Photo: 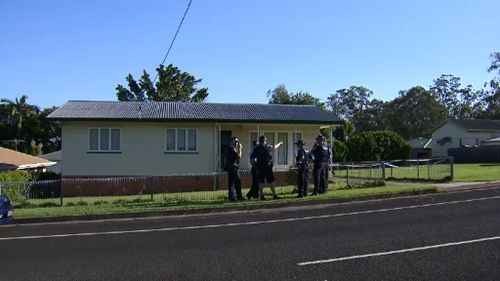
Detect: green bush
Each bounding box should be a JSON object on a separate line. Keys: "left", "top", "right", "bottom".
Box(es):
{"left": 333, "top": 140, "right": 348, "bottom": 162}
{"left": 0, "top": 170, "right": 33, "bottom": 202}
{"left": 347, "top": 131, "right": 411, "bottom": 161}
{"left": 0, "top": 170, "right": 33, "bottom": 182}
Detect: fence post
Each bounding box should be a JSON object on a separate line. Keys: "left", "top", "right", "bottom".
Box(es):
{"left": 427, "top": 161, "right": 431, "bottom": 181}
{"left": 147, "top": 176, "right": 154, "bottom": 201}
{"left": 346, "top": 163, "right": 350, "bottom": 186}
{"left": 417, "top": 159, "right": 420, "bottom": 179}
{"left": 450, "top": 156, "right": 455, "bottom": 181}
{"left": 60, "top": 179, "right": 64, "bottom": 207}
{"left": 381, "top": 161, "right": 385, "bottom": 180}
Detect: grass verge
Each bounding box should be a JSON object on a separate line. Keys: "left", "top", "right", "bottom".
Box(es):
{"left": 453, "top": 164, "right": 500, "bottom": 182}
{"left": 13, "top": 182, "right": 437, "bottom": 219}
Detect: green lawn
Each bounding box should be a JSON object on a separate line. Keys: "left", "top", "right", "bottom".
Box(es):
{"left": 13, "top": 182, "right": 436, "bottom": 219}
{"left": 9, "top": 163, "right": 499, "bottom": 220}
{"left": 334, "top": 163, "right": 500, "bottom": 183}
{"left": 453, "top": 163, "right": 500, "bottom": 182}
{"left": 335, "top": 164, "right": 451, "bottom": 181}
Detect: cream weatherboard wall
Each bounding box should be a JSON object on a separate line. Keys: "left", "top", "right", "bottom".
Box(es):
{"left": 61, "top": 121, "right": 328, "bottom": 176}
{"left": 61, "top": 121, "right": 217, "bottom": 176}
{"left": 431, "top": 122, "right": 500, "bottom": 157}
{"left": 219, "top": 123, "right": 323, "bottom": 170}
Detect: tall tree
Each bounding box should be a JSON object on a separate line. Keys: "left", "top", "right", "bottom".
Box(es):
{"left": 429, "top": 74, "right": 484, "bottom": 119}
{"left": 385, "top": 86, "right": 447, "bottom": 139}
{"left": 0, "top": 95, "right": 33, "bottom": 150}
{"left": 267, "top": 84, "right": 326, "bottom": 109}
{"left": 0, "top": 98, "right": 60, "bottom": 154}
{"left": 327, "top": 86, "right": 385, "bottom": 133}
{"left": 327, "top": 86, "right": 372, "bottom": 120}
{"left": 481, "top": 52, "right": 500, "bottom": 118}
{"left": 116, "top": 64, "right": 209, "bottom": 102}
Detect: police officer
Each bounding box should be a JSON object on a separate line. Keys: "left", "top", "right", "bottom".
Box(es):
{"left": 225, "top": 137, "right": 243, "bottom": 201}
{"left": 310, "top": 134, "right": 332, "bottom": 194}
{"left": 250, "top": 135, "right": 283, "bottom": 200}
{"left": 295, "top": 140, "right": 309, "bottom": 198}
{"left": 246, "top": 140, "right": 260, "bottom": 199}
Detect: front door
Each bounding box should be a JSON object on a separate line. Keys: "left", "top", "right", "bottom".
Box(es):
{"left": 220, "top": 130, "right": 232, "bottom": 170}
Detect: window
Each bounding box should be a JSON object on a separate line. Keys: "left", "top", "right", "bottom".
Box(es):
{"left": 188, "top": 129, "right": 197, "bottom": 151}
{"left": 89, "top": 128, "right": 120, "bottom": 152}
{"left": 251, "top": 131, "right": 290, "bottom": 166}
{"left": 292, "top": 132, "right": 303, "bottom": 145}
{"left": 277, "top": 133, "right": 288, "bottom": 165}
{"left": 166, "top": 129, "right": 197, "bottom": 152}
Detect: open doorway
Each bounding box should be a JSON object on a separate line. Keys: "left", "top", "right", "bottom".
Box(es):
{"left": 220, "top": 130, "right": 232, "bottom": 170}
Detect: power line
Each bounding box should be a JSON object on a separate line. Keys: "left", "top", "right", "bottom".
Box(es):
{"left": 153, "top": 0, "right": 193, "bottom": 83}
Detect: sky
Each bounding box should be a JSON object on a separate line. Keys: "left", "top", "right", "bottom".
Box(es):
{"left": 1, "top": 0, "right": 499, "bottom": 109}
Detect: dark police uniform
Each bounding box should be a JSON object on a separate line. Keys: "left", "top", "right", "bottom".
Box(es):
{"left": 311, "top": 142, "right": 331, "bottom": 194}
{"left": 296, "top": 147, "right": 309, "bottom": 197}
{"left": 250, "top": 144, "right": 275, "bottom": 184}
{"left": 225, "top": 146, "right": 242, "bottom": 200}
{"left": 246, "top": 148, "right": 260, "bottom": 199}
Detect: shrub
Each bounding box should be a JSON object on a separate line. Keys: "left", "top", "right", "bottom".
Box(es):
{"left": 0, "top": 170, "right": 33, "bottom": 182}
{"left": 0, "top": 170, "right": 33, "bottom": 203}
{"left": 347, "top": 131, "right": 411, "bottom": 161}
{"left": 333, "top": 140, "right": 348, "bottom": 162}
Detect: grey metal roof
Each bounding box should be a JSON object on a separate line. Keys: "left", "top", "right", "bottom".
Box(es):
{"left": 451, "top": 120, "right": 500, "bottom": 131}
{"left": 48, "top": 101, "right": 342, "bottom": 124}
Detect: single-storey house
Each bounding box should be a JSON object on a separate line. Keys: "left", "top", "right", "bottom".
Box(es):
{"left": 430, "top": 119, "right": 500, "bottom": 157}
{"left": 0, "top": 147, "right": 56, "bottom": 171}
{"left": 48, "top": 101, "right": 341, "bottom": 195}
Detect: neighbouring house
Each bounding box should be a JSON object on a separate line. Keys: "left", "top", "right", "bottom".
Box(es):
{"left": 408, "top": 137, "right": 432, "bottom": 158}
{"left": 48, "top": 101, "right": 341, "bottom": 195}
{"left": 0, "top": 147, "right": 56, "bottom": 171}
{"left": 40, "top": 150, "right": 62, "bottom": 174}
{"left": 430, "top": 120, "right": 500, "bottom": 157}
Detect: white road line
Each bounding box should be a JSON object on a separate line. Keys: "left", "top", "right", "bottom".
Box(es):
{"left": 297, "top": 235, "right": 500, "bottom": 266}
{"left": 1, "top": 195, "right": 500, "bottom": 241}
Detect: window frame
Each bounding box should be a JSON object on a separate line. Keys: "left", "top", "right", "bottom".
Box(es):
{"left": 88, "top": 128, "right": 121, "bottom": 153}
{"left": 249, "top": 131, "right": 303, "bottom": 167}
{"left": 165, "top": 128, "right": 198, "bottom": 153}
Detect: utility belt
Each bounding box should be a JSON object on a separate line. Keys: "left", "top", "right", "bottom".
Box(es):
{"left": 297, "top": 162, "right": 308, "bottom": 168}
{"left": 257, "top": 162, "right": 273, "bottom": 169}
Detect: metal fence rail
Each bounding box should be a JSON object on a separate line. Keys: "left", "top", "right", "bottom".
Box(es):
{"left": 333, "top": 157, "right": 454, "bottom": 185}
{"left": 0, "top": 157, "right": 454, "bottom": 208}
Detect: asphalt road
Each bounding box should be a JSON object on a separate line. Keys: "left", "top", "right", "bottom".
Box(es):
{"left": 2, "top": 188, "right": 500, "bottom": 281}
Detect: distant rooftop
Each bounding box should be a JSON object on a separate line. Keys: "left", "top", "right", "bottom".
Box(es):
{"left": 450, "top": 119, "right": 500, "bottom": 131}
{"left": 48, "top": 101, "right": 342, "bottom": 124}
{"left": 0, "top": 147, "right": 56, "bottom": 171}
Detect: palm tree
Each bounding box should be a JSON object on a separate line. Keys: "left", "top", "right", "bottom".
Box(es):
{"left": 1, "top": 95, "right": 30, "bottom": 151}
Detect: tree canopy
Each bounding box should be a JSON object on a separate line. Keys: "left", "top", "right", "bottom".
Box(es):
{"left": 429, "top": 74, "right": 485, "bottom": 119}
{"left": 0, "top": 96, "right": 60, "bottom": 154}
{"left": 481, "top": 52, "right": 500, "bottom": 118}
{"left": 267, "top": 84, "right": 326, "bottom": 109}
{"left": 116, "top": 64, "right": 209, "bottom": 102}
